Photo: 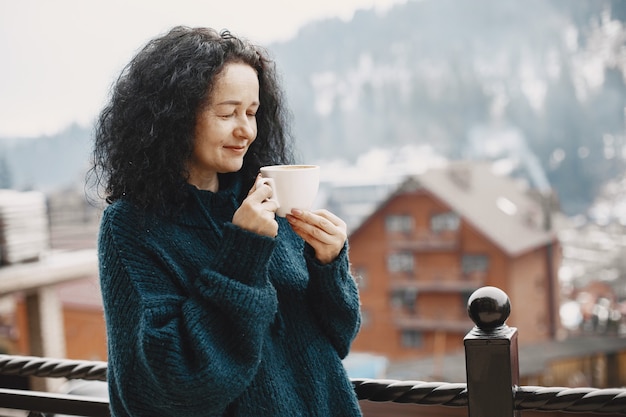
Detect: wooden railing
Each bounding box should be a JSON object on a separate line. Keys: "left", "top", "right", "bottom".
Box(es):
{"left": 0, "top": 286, "right": 624, "bottom": 416}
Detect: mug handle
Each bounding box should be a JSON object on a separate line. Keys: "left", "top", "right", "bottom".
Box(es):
{"left": 257, "top": 177, "right": 280, "bottom": 210}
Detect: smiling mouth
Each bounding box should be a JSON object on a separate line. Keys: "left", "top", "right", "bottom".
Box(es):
{"left": 224, "top": 145, "right": 246, "bottom": 152}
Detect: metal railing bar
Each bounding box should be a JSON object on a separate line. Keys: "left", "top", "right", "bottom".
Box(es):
{"left": 0, "top": 355, "right": 107, "bottom": 381}
{"left": 353, "top": 379, "right": 626, "bottom": 414}
{"left": 515, "top": 386, "right": 626, "bottom": 414}
{"left": 0, "top": 388, "right": 110, "bottom": 417}
{"left": 0, "top": 356, "right": 622, "bottom": 414}
{"left": 0, "top": 288, "right": 623, "bottom": 415}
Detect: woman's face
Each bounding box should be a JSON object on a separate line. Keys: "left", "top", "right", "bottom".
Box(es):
{"left": 187, "top": 62, "right": 259, "bottom": 191}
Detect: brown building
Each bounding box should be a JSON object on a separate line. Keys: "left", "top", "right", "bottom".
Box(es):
{"left": 349, "top": 162, "right": 562, "bottom": 360}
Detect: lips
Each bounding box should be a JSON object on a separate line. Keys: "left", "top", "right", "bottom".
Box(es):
{"left": 224, "top": 144, "right": 247, "bottom": 152}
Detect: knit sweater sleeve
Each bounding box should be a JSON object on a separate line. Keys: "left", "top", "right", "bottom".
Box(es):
{"left": 304, "top": 243, "right": 361, "bottom": 359}
{"left": 100, "top": 208, "right": 278, "bottom": 416}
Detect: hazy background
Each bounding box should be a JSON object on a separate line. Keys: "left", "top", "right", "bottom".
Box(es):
{"left": 0, "top": 0, "right": 406, "bottom": 138}
{"left": 1, "top": 0, "right": 626, "bottom": 221}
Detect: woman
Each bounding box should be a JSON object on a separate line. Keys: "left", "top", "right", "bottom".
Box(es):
{"left": 90, "top": 26, "right": 363, "bottom": 416}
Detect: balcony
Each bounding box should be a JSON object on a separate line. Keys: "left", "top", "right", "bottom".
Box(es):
{"left": 0, "top": 287, "right": 622, "bottom": 416}
{"left": 390, "top": 269, "right": 485, "bottom": 293}
{"left": 393, "top": 316, "right": 473, "bottom": 333}
{"left": 389, "top": 230, "right": 459, "bottom": 252}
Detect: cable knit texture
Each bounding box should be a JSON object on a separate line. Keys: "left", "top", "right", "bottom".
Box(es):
{"left": 98, "top": 176, "right": 362, "bottom": 416}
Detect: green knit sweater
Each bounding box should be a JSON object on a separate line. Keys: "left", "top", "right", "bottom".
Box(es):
{"left": 98, "top": 177, "right": 363, "bottom": 416}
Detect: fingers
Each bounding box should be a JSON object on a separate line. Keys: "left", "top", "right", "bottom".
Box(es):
{"left": 261, "top": 198, "right": 280, "bottom": 213}
{"left": 288, "top": 209, "right": 346, "bottom": 237}
{"left": 233, "top": 175, "right": 279, "bottom": 238}
{"left": 247, "top": 174, "right": 262, "bottom": 196}
{"left": 246, "top": 175, "right": 274, "bottom": 204}
{"left": 286, "top": 209, "right": 347, "bottom": 264}
{"left": 233, "top": 197, "right": 279, "bottom": 237}
{"left": 311, "top": 209, "right": 346, "bottom": 230}
{"left": 244, "top": 183, "right": 279, "bottom": 213}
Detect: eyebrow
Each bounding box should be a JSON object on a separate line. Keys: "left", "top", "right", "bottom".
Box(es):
{"left": 215, "top": 100, "right": 260, "bottom": 107}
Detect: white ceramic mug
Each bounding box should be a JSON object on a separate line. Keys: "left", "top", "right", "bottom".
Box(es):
{"left": 259, "top": 165, "right": 320, "bottom": 217}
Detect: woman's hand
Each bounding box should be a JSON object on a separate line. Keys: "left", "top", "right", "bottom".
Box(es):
{"left": 286, "top": 209, "right": 347, "bottom": 264}
{"left": 232, "top": 176, "right": 279, "bottom": 237}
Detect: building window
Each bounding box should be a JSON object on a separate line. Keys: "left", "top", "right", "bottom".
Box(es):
{"left": 401, "top": 330, "right": 423, "bottom": 348}
{"left": 385, "top": 214, "right": 414, "bottom": 233}
{"left": 387, "top": 252, "right": 415, "bottom": 273}
{"left": 352, "top": 266, "right": 368, "bottom": 289}
{"left": 430, "top": 211, "right": 460, "bottom": 232}
{"left": 535, "top": 275, "right": 545, "bottom": 290}
{"left": 461, "top": 289, "right": 474, "bottom": 310}
{"left": 391, "top": 288, "right": 417, "bottom": 313}
{"left": 360, "top": 308, "right": 371, "bottom": 328}
{"left": 461, "top": 254, "right": 489, "bottom": 274}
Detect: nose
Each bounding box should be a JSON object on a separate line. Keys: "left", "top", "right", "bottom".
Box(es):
{"left": 235, "top": 115, "right": 256, "bottom": 139}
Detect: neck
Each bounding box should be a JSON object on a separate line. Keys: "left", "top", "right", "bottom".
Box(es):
{"left": 188, "top": 174, "right": 219, "bottom": 192}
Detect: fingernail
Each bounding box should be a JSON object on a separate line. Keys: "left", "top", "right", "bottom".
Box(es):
{"left": 291, "top": 209, "right": 303, "bottom": 216}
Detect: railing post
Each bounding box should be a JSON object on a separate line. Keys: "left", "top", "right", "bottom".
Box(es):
{"left": 464, "top": 286, "right": 520, "bottom": 417}
{"left": 25, "top": 287, "right": 66, "bottom": 392}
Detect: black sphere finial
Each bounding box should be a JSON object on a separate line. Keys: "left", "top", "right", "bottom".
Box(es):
{"left": 467, "top": 286, "right": 511, "bottom": 330}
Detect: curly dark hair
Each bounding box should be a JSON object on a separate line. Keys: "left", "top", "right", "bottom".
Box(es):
{"left": 89, "top": 26, "right": 294, "bottom": 212}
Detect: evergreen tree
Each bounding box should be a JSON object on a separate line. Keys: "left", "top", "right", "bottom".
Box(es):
{"left": 0, "top": 154, "right": 13, "bottom": 189}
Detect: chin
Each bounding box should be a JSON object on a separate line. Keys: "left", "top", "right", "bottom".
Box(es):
{"left": 223, "top": 161, "right": 245, "bottom": 173}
